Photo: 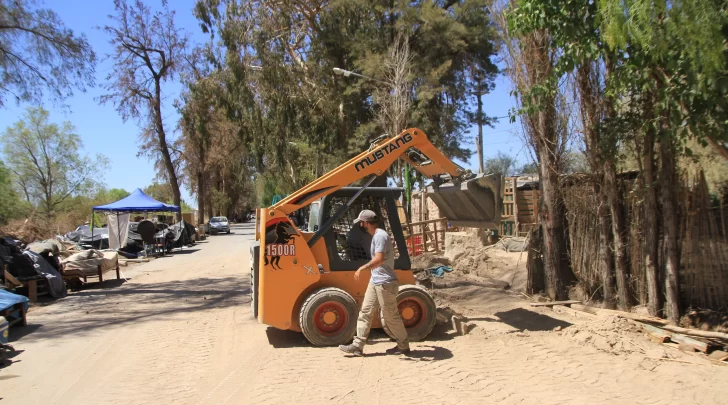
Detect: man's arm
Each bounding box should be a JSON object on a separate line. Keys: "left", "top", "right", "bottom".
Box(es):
{"left": 354, "top": 252, "right": 384, "bottom": 281}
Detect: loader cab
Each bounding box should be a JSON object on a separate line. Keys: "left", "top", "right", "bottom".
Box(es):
{"left": 308, "top": 187, "right": 411, "bottom": 272}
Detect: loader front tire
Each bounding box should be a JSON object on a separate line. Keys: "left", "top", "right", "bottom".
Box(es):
{"left": 381, "top": 284, "right": 437, "bottom": 342}
{"left": 300, "top": 288, "right": 357, "bottom": 346}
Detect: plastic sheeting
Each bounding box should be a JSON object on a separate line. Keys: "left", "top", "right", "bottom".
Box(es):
{"left": 156, "top": 220, "right": 196, "bottom": 249}
{"left": 0, "top": 289, "right": 28, "bottom": 312}
{"left": 22, "top": 250, "right": 66, "bottom": 298}
{"left": 65, "top": 227, "right": 108, "bottom": 243}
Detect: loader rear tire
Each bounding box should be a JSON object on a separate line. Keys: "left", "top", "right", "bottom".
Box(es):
{"left": 250, "top": 264, "right": 258, "bottom": 319}
{"left": 250, "top": 242, "right": 260, "bottom": 320}
{"left": 300, "top": 288, "right": 357, "bottom": 346}
{"left": 381, "top": 284, "right": 437, "bottom": 342}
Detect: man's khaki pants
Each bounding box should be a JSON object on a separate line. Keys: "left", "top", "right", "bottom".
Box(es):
{"left": 353, "top": 281, "right": 409, "bottom": 349}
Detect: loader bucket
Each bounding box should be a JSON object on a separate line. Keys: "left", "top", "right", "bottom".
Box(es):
{"left": 427, "top": 173, "right": 502, "bottom": 229}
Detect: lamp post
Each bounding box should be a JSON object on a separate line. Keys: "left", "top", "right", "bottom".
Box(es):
{"left": 332, "top": 67, "right": 389, "bottom": 85}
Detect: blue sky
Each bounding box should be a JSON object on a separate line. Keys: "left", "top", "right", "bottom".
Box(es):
{"left": 0, "top": 0, "right": 527, "bottom": 207}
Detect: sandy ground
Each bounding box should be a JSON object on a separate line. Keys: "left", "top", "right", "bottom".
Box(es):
{"left": 2, "top": 223, "right": 728, "bottom": 405}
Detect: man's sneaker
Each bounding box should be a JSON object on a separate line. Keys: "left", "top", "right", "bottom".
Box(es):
{"left": 338, "top": 344, "right": 363, "bottom": 356}
{"left": 385, "top": 345, "right": 411, "bottom": 355}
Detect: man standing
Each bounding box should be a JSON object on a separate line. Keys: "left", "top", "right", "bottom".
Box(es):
{"left": 339, "top": 210, "right": 410, "bottom": 356}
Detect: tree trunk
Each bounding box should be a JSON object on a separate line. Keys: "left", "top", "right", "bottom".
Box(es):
{"left": 154, "top": 81, "right": 182, "bottom": 221}
{"left": 527, "top": 226, "right": 545, "bottom": 294}
{"left": 659, "top": 137, "right": 681, "bottom": 324}
{"left": 595, "top": 187, "right": 617, "bottom": 308}
{"left": 642, "top": 125, "right": 661, "bottom": 317}
{"left": 577, "top": 63, "right": 616, "bottom": 308}
{"left": 523, "top": 30, "right": 573, "bottom": 300}
{"left": 537, "top": 146, "right": 573, "bottom": 300}
{"left": 604, "top": 162, "right": 631, "bottom": 310}
{"left": 197, "top": 169, "right": 205, "bottom": 225}
{"left": 206, "top": 189, "right": 213, "bottom": 223}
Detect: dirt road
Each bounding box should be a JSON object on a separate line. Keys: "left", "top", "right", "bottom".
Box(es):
{"left": 2, "top": 223, "right": 727, "bottom": 404}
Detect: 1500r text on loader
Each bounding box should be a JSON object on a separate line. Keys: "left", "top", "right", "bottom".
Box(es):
{"left": 250, "top": 128, "right": 502, "bottom": 346}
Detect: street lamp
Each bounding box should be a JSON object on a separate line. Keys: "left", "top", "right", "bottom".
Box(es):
{"left": 333, "top": 67, "right": 388, "bottom": 85}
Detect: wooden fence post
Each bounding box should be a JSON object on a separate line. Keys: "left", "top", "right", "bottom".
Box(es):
{"left": 422, "top": 223, "right": 428, "bottom": 253}
{"left": 513, "top": 177, "right": 519, "bottom": 236}
{"left": 433, "top": 220, "right": 440, "bottom": 252}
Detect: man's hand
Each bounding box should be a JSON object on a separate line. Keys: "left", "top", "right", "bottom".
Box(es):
{"left": 354, "top": 264, "right": 368, "bottom": 281}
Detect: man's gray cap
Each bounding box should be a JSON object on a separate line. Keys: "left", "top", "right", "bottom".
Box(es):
{"left": 353, "top": 209, "right": 378, "bottom": 224}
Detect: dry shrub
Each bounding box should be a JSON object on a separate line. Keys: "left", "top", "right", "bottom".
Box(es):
{"left": 0, "top": 213, "right": 85, "bottom": 245}
{"left": 0, "top": 218, "right": 55, "bottom": 244}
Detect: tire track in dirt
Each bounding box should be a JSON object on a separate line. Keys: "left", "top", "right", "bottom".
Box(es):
{"left": 237, "top": 344, "right": 365, "bottom": 405}
{"left": 63, "top": 282, "right": 232, "bottom": 405}
{"left": 91, "top": 310, "right": 219, "bottom": 405}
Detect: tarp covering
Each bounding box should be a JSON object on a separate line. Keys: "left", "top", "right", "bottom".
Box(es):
{"left": 92, "top": 188, "right": 180, "bottom": 213}
{"left": 0, "top": 289, "right": 28, "bottom": 313}
{"left": 22, "top": 250, "right": 66, "bottom": 298}
{"left": 78, "top": 228, "right": 109, "bottom": 250}
{"left": 65, "top": 227, "right": 107, "bottom": 244}
{"left": 0, "top": 238, "right": 39, "bottom": 279}
{"left": 157, "top": 220, "right": 196, "bottom": 249}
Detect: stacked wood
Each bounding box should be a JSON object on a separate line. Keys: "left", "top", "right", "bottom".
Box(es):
{"left": 569, "top": 304, "right": 728, "bottom": 356}
{"left": 570, "top": 304, "right": 669, "bottom": 325}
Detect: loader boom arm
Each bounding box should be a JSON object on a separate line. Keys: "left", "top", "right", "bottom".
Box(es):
{"left": 271, "top": 128, "right": 471, "bottom": 214}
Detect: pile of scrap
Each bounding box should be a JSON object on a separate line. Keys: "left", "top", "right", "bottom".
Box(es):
{"left": 1, "top": 237, "right": 67, "bottom": 301}
{"left": 559, "top": 303, "right": 728, "bottom": 364}
{"left": 60, "top": 250, "right": 120, "bottom": 285}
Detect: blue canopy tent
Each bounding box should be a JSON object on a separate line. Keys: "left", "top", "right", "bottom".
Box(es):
{"left": 91, "top": 188, "right": 182, "bottom": 252}
{"left": 93, "top": 188, "right": 181, "bottom": 213}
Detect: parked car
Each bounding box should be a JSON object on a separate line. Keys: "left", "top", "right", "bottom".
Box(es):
{"left": 208, "top": 216, "right": 230, "bottom": 234}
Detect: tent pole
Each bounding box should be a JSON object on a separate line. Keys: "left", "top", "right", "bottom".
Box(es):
{"left": 116, "top": 211, "right": 121, "bottom": 252}
{"left": 180, "top": 211, "right": 187, "bottom": 247}
{"left": 91, "top": 209, "right": 94, "bottom": 250}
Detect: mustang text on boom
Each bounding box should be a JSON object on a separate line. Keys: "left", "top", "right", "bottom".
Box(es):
{"left": 354, "top": 133, "right": 414, "bottom": 172}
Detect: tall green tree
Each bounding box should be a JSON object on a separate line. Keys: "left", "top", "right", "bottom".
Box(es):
{"left": 144, "top": 182, "right": 174, "bottom": 204}
{"left": 0, "top": 160, "right": 24, "bottom": 224}
{"left": 193, "top": 0, "right": 499, "bottom": 196}
{"left": 1, "top": 107, "right": 108, "bottom": 218}
{"left": 483, "top": 151, "right": 515, "bottom": 177}
{"left": 599, "top": 0, "right": 728, "bottom": 323}
{"left": 500, "top": 3, "right": 576, "bottom": 301}
{"left": 506, "top": 0, "right": 728, "bottom": 321}
{"left": 96, "top": 187, "right": 130, "bottom": 204}
{"left": 0, "top": 0, "right": 96, "bottom": 107}
{"left": 507, "top": 0, "right": 631, "bottom": 309}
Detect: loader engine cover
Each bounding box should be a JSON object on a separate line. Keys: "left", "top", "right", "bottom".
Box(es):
{"left": 427, "top": 173, "right": 502, "bottom": 229}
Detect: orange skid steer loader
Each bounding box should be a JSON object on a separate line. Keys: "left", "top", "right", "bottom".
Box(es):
{"left": 250, "top": 128, "right": 501, "bottom": 346}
